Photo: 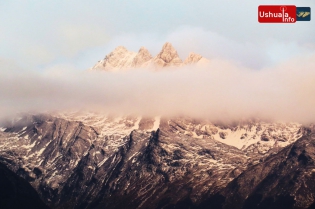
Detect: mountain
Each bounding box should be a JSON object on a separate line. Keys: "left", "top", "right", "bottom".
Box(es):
{"left": 90, "top": 42, "right": 209, "bottom": 71}
{"left": 0, "top": 43, "right": 314, "bottom": 209}
{"left": 0, "top": 161, "right": 50, "bottom": 209}
{"left": 197, "top": 126, "right": 315, "bottom": 209}
{"left": 91, "top": 46, "right": 139, "bottom": 71}
{"left": 0, "top": 113, "right": 307, "bottom": 209}
{"left": 132, "top": 47, "right": 153, "bottom": 68}
{"left": 184, "top": 52, "right": 210, "bottom": 65}
{"left": 152, "top": 42, "right": 183, "bottom": 67}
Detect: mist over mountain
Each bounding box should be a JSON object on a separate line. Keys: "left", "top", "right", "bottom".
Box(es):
{"left": 0, "top": 40, "right": 315, "bottom": 209}
{"left": 0, "top": 45, "right": 315, "bottom": 124}
{"left": 1, "top": 1, "right": 315, "bottom": 208}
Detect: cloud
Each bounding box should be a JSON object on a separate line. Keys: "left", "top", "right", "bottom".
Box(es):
{"left": 1, "top": 1, "right": 314, "bottom": 124}
{"left": 1, "top": 53, "right": 315, "bottom": 124}
{"left": 1, "top": 0, "right": 314, "bottom": 69}
{"left": 82, "top": 26, "right": 315, "bottom": 71}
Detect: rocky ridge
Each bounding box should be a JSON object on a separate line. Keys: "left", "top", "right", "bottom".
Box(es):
{"left": 0, "top": 161, "right": 50, "bottom": 209}
{"left": 0, "top": 113, "right": 307, "bottom": 209}
{"left": 196, "top": 126, "right": 315, "bottom": 209}
{"left": 90, "top": 42, "right": 209, "bottom": 71}
{"left": 152, "top": 42, "right": 183, "bottom": 67}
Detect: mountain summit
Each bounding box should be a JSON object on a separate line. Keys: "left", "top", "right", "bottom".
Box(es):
{"left": 90, "top": 42, "right": 209, "bottom": 71}
{"left": 152, "top": 42, "right": 183, "bottom": 67}
{"left": 131, "top": 47, "right": 152, "bottom": 68}
{"left": 91, "top": 46, "right": 137, "bottom": 71}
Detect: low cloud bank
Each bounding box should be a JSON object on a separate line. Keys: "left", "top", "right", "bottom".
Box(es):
{"left": 1, "top": 54, "right": 315, "bottom": 124}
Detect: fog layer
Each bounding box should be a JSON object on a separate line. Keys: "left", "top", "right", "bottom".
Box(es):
{"left": 1, "top": 54, "right": 315, "bottom": 124}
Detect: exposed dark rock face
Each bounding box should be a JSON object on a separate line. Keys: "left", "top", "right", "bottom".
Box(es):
{"left": 196, "top": 131, "right": 315, "bottom": 209}
{"left": 0, "top": 162, "right": 50, "bottom": 209}
{"left": 219, "top": 132, "right": 227, "bottom": 139}
{"left": 0, "top": 114, "right": 309, "bottom": 209}
{"left": 0, "top": 114, "right": 98, "bottom": 208}
{"left": 54, "top": 127, "right": 248, "bottom": 208}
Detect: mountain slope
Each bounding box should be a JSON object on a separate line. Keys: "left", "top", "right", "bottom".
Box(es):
{"left": 152, "top": 42, "right": 183, "bottom": 67}
{"left": 0, "top": 162, "right": 50, "bottom": 209}
{"left": 197, "top": 127, "right": 315, "bottom": 209}
{"left": 0, "top": 113, "right": 305, "bottom": 208}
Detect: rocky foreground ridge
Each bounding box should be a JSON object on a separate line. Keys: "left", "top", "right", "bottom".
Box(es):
{"left": 199, "top": 125, "right": 315, "bottom": 209}
{"left": 0, "top": 161, "right": 50, "bottom": 209}
{"left": 1, "top": 113, "right": 314, "bottom": 209}
{"left": 90, "top": 42, "right": 209, "bottom": 71}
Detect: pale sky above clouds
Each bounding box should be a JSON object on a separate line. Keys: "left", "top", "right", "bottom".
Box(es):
{"left": 0, "top": 0, "right": 314, "bottom": 70}
{"left": 1, "top": 1, "right": 315, "bottom": 123}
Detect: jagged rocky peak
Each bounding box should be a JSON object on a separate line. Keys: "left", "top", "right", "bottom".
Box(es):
{"left": 105, "top": 46, "right": 132, "bottom": 61}
{"left": 112, "top": 45, "right": 128, "bottom": 53}
{"left": 138, "top": 46, "right": 151, "bottom": 57}
{"left": 131, "top": 46, "right": 152, "bottom": 67}
{"left": 90, "top": 42, "right": 209, "bottom": 71}
{"left": 184, "top": 52, "right": 202, "bottom": 64}
{"left": 153, "top": 42, "right": 183, "bottom": 67}
{"left": 90, "top": 46, "right": 137, "bottom": 71}
{"left": 102, "top": 46, "right": 137, "bottom": 71}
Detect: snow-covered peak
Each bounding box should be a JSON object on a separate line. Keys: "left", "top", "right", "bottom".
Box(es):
{"left": 131, "top": 46, "right": 152, "bottom": 68}
{"left": 90, "top": 46, "right": 137, "bottom": 71}
{"left": 153, "top": 42, "right": 183, "bottom": 67}
{"left": 113, "top": 46, "right": 128, "bottom": 52}
{"left": 90, "top": 42, "right": 209, "bottom": 71}
{"left": 184, "top": 52, "right": 202, "bottom": 64}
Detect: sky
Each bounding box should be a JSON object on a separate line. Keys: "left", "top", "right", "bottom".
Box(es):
{"left": 0, "top": 0, "right": 314, "bottom": 70}
{"left": 0, "top": 0, "right": 315, "bottom": 123}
